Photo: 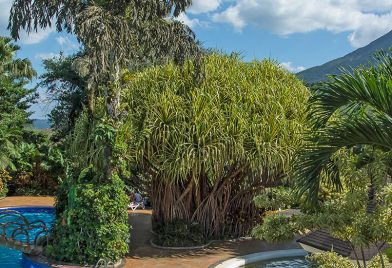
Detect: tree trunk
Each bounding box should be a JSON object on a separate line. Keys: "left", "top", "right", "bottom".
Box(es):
{"left": 151, "top": 168, "right": 262, "bottom": 239}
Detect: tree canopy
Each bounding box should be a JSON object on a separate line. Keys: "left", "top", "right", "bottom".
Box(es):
{"left": 293, "top": 50, "right": 392, "bottom": 206}
{"left": 118, "top": 54, "right": 309, "bottom": 238}
{"left": 0, "top": 36, "right": 36, "bottom": 170}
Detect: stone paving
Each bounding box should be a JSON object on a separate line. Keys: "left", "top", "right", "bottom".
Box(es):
{"left": 0, "top": 196, "right": 301, "bottom": 268}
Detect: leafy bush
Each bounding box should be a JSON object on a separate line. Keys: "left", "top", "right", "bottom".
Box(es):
{"left": 46, "top": 172, "right": 129, "bottom": 264}
{"left": 251, "top": 214, "right": 295, "bottom": 243}
{"left": 254, "top": 187, "right": 297, "bottom": 211}
{"left": 0, "top": 170, "right": 11, "bottom": 197}
{"left": 153, "top": 219, "right": 207, "bottom": 247}
{"left": 383, "top": 247, "right": 392, "bottom": 263}
{"left": 306, "top": 252, "right": 354, "bottom": 268}
{"left": 367, "top": 254, "right": 390, "bottom": 268}
{"left": 9, "top": 132, "right": 64, "bottom": 196}
{"left": 307, "top": 251, "right": 390, "bottom": 268}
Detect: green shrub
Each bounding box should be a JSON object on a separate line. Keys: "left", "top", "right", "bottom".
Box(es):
{"left": 383, "top": 247, "right": 392, "bottom": 263}
{"left": 46, "top": 173, "right": 129, "bottom": 264}
{"left": 153, "top": 219, "right": 207, "bottom": 247}
{"left": 368, "top": 254, "right": 390, "bottom": 268}
{"left": 0, "top": 170, "right": 11, "bottom": 197}
{"left": 306, "top": 252, "right": 354, "bottom": 268}
{"left": 254, "top": 186, "right": 297, "bottom": 211}
{"left": 251, "top": 214, "right": 295, "bottom": 243}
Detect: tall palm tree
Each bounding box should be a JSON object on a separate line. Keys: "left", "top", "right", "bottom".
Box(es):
{"left": 9, "top": 0, "right": 200, "bottom": 116}
{"left": 0, "top": 37, "right": 36, "bottom": 80}
{"left": 293, "top": 50, "right": 392, "bottom": 206}
{"left": 8, "top": 0, "right": 200, "bottom": 180}
{"left": 8, "top": 1, "right": 201, "bottom": 263}
{"left": 0, "top": 36, "right": 36, "bottom": 171}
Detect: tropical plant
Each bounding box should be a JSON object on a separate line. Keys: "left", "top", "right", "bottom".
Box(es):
{"left": 118, "top": 54, "right": 309, "bottom": 238}
{"left": 0, "top": 36, "right": 36, "bottom": 79}
{"left": 0, "top": 170, "right": 12, "bottom": 197}
{"left": 10, "top": 131, "right": 64, "bottom": 195}
{"left": 0, "top": 36, "right": 36, "bottom": 180}
{"left": 153, "top": 219, "right": 207, "bottom": 247}
{"left": 8, "top": 0, "right": 200, "bottom": 262}
{"left": 39, "top": 53, "right": 87, "bottom": 140}
{"left": 293, "top": 49, "right": 392, "bottom": 206}
{"left": 253, "top": 186, "right": 297, "bottom": 211}
{"left": 252, "top": 182, "right": 392, "bottom": 267}
{"left": 307, "top": 251, "right": 355, "bottom": 268}
{"left": 251, "top": 214, "right": 296, "bottom": 243}
{"left": 46, "top": 169, "right": 129, "bottom": 264}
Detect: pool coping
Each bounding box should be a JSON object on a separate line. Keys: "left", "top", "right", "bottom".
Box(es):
{"left": 210, "top": 249, "right": 307, "bottom": 268}
{"left": 0, "top": 206, "right": 54, "bottom": 210}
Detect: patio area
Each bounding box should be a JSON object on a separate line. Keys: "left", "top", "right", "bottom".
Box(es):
{"left": 0, "top": 196, "right": 301, "bottom": 268}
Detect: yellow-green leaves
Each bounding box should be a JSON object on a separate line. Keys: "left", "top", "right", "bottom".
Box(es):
{"left": 120, "top": 54, "right": 309, "bottom": 185}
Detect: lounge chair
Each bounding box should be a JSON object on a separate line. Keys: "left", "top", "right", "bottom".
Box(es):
{"left": 128, "top": 193, "right": 145, "bottom": 210}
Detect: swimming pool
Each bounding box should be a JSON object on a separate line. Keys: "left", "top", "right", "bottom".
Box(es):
{"left": 241, "top": 257, "right": 309, "bottom": 267}
{"left": 0, "top": 207, "right": 55, "bottom": 268}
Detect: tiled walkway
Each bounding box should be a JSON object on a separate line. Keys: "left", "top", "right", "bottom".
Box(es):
{"left": 0, "top": 196, "right": 301, "bottom": 268}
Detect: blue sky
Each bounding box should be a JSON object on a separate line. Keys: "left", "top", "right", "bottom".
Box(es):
{"left": 1, "top": 0, "right": 392, "bottom": 119}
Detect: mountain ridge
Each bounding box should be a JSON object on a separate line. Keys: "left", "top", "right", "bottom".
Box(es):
{"left": 298, "top": 30, "right": 392, "bottom": 83}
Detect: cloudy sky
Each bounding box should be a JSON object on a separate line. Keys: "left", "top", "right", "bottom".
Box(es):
{"left": 1, "top": 0, "right": 392, "bottom": 118}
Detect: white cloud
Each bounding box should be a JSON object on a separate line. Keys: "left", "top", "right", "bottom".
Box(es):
{"left": 35, "top": 52, "right": 59, "bottom": 60}
{"left": 176, "top": 13, "right": 201, "bottom": 28}
{"left": 188, "top": 0, "right": 222, "bottom": 14}
{"left": 56, "top": 36, "right": 67, "bottom": 46}
{"left": 281, "top": 62, "right": 305, "bottom": 73}
{"left": 19, "top": 28, "right": 54, "bottom": 44}
{"left": 56, "top": 36, "right": 78, "bottom": 50}
{"left": 213, "top": 0, "right": 392, "bottom": 48}
{"left": 0, "top": 0, "right": 53, "bottom": 44}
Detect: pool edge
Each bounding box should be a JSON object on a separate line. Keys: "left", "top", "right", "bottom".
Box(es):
{"left": 211, "top": 249, "right": 307, "bottom": 268}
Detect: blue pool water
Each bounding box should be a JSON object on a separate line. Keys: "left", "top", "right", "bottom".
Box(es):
{"left": 0, "top": 207, "right": 55, "bottom": 268}
{"left": 243, "top": 257, "right": 309, "bottom": 267}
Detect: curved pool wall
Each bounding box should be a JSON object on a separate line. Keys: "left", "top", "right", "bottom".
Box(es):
{"left": 213, "top": 249, "right": 307, "bottom": 268}
{"left": 0, "top": 206, "right": 55, "bottom": 268}
{"left": 21, "top": 254, "right": 51, "bottom": 268}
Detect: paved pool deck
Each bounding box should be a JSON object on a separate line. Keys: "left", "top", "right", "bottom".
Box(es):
{"left": 0, "top": 196, "right": 301, "bottom": 268}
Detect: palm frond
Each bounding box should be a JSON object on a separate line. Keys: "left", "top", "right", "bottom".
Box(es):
{"left": 294, "top": 109, "right": 392, "bottom": 205}
{"left": 308, "top": 51, "right": 392, "bottom": 128}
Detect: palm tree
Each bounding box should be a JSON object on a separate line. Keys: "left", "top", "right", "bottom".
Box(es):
{"left": 0, "top": 36, "right": 36, "bottom": 171}
{"left": 9, "top": 0, "right": 201, "bottom": 180}
{"left": 0, "top": 37, "right": 36, "bottom": 80}
{"left": 293, "top": 50, "right": 392, "bottom": 206}
{"left": 8, "top": 1, "right": 201, "bottom": 263}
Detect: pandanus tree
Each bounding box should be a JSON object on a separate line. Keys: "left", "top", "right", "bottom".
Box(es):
{"left": 118, "top": 54, "right": 309, "bottom": 238}
{"left": 293, "top": 50, "right": 392, "bottom": 206}
{"left": 8, "top": 0, "right": 200, "bottom": 263}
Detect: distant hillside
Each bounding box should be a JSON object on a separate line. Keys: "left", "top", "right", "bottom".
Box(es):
{"left": 298, "top": 30, "right": 392, "bottom": 83}
{"left": 32, "top": 119, "right": 51, "bottom": 130}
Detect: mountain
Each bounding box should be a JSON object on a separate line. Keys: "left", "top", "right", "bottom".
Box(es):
{"left": 31, "top": 119, "right": 51, "bottom": 130}
{"left": 298, "top": 30, "right": 392, "bottom": 83}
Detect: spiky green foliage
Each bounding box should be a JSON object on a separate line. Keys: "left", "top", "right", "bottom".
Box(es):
{"left": 293, "top": 50, "right": 392, "bottom": 206}
{"left": 118, "top": 54, "right": 309, "bottom": 237}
